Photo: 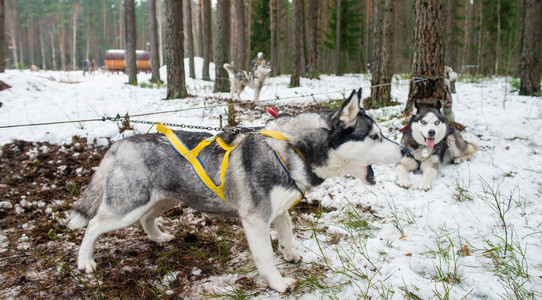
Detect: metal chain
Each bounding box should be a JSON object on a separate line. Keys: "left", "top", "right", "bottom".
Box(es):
{"left": 102, "top": 114, "right": 223, "bottom": 131}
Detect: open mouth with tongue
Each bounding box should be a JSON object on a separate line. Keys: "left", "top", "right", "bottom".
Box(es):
{"left": 365, "top": 165, "right": 376, "bottom": 185}
{"left": 424, "top": 137, "right": 435, "bottom": 148}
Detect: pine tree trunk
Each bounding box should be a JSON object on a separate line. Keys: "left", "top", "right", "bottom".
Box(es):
{"left": 184, "top": 0, "right": 196, "bottom": 79}
{"left": 519, "top": 0, "right": 541, "bottom": 95}
{"left": 236, "top": 0, "right": 246, "bottom": 70}
{"left": 0, "top": 0, "right": 5, "bottom": 72}
{"left": 406, "top": 0, "right": 446, "bottom": 114}
{"left": 59, "top": 8, "right": 66, "bottom": 70}
{"left": 290, "top": 0, "right": 303, "bottom": 87}
{"left": 166, "top": 0, "right": 187, "bottom": 99}
{"left": 513, "top": 0, "right": 525, "bottom": 77}
{"left": 270, "top": 0, "right": 275, "bottom": 73}
{"left": 370, "top": 0, "right": 393, "bottom": 108}
{"left": 214, "top": 0, "right": 230, "bottom": 93}
{"left": 29, "top": 9, "right": 34, "bottom": 65}
{"left": 40, "top": 24, "right": 46, "bottom": 70}
{"left": 72, "top": 7, "right": 77, "bottom": 71}
{"left": 444, "top": 0, "right": 455, "bottom": 69}
{"left": 275, "top": 0, "right": 281, "bottom": 75}
{"left": 124, "top": 0, "right": 137, "bottom": 85}
{"left": 306, "top": 0, "right": 319, "bottom": 78}
{"left": 335, "top": 0, "right": 341, "bottom": 75}
{"left": 149, "top": 0, "right": 162, "bottom": 83}
{"left": 201, "top": 0, "right": 212, "bottom": 81}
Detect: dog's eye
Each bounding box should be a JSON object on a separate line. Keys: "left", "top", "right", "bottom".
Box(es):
{"left": 435, "top": 121, "right": 440, "bottom": 125}
{"left": 370, "top": 134, "right": 378, "bottom": 140}
{"left": 420, "top": 120, "right": 427, "bottom": 125}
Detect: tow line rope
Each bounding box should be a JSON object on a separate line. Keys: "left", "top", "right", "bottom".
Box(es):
{"left": 156, "top": 124, "right": 305, "bottom": 208}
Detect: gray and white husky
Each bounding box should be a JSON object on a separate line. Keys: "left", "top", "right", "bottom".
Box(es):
{"left": 395, "top": 100, "right": 478, "bottom": 191}
{"left": 68, "top": 89, "right": 404, "bottom": 292}
{"left": 223, "top": 61, "right": 271, "bottom": 102}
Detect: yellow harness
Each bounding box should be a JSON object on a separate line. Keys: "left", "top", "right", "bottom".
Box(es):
{"left": 156, "top": 124, "right": 305, "bottom": 207}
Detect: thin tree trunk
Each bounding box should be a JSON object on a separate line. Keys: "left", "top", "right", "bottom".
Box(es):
{"left": 290, "top": 0, "right": 302, "bottom": 87}
{"left": 0, "top": 0, "right": 5, "bottom": 72}
{"left": 59, "top": 3, "right": 66, "bottom": 71}
{"left": 201, "top": 0, "right": 211, "bottom": 81}
{"left": 166, "top": 0, "right": 188, "bottom": 99}
{"left": 513, "top": 0, "right": 525, "bottom": 76}
{"left": 270, "top": 0, "right": 275, "bottom": 72}
{"left": 444, "top": 0, "right": 455, "bottom": 69}
{"left": 335, "top": 0, "right": 341, "bottom": 75}
{"left": 519, "top": 0, "right": 541, "bottom": 95}
{"left": 370, "top": 0, "right": 394, "bottom": 108}
{"left": 495, "top": 0, "right": 501, "bottom": 74}
{"left": 157, "top": 0, "right": 164, "bottom": 66}
{"left": 184, "top": 0, "right": 196, "bottom": 78}
{"left": 29, "top": 8, "right": 34, "bottom": 65}
{"left": 124, "top": 0, "right": 138, "bottom": 85}
{"left": 149, "top": 0, "right": 162, "bottom": 83}
{"left": 72, "top": 6, "right": 77, "bottom": 71}
{"left": 214, "top": 0, "right": 230, "bottom": 92}
{"left": 236, "top": 0, "right": 246, "bottom": 70}
{"left": 40, "top": 25, "right": 46, "bottom": 70}
{"left": 306, "top": 0, "right": 319, "bottom": 78}
{"left": 247, "top": 0, "right": 252, "bottom": 70}
{"left": 275, "top": 0, "right": 281, "bottom": 75}
{"left": 406, "top": 0, "right": 446, "bottom": 115}
{"left": 9, "top": 0, "right": 18, "bottom": 68}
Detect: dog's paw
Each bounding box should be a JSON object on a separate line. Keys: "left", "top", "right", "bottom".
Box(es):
{"left": 153, "top": 233, "right": 175, "bottom": 243}
{"left": 78, "top": 258, "right": 97, "bottom": 273}
{"left": 396, "top": 180, "right": 411, "bottom": 189}
{"left": 416, "top": 183, "right": 432, "bottom": 191}
{"left": 270, "top": 277, "right": 297, "bottom": 293}
{"left": 281, "top": 247, "right": 302, "bottom": 264}
{"left": 454, "top": 156, "right": 469, "bottom": 164}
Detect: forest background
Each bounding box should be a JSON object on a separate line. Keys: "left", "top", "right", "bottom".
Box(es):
{"left": 2, "top": 0, "right": 537, "bottom": 78}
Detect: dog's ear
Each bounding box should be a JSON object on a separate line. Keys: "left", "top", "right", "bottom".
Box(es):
{"left": 413, "top": 99, "right": 419, "bottom": 115}
{"left": 334, "top": 89, "right": 360, "bottom": 128}
{"left": 434, "top": 100, "right": 442, "bottom": 111}
{"left": 356, "top": 88, "right": 365, "bottom": 110}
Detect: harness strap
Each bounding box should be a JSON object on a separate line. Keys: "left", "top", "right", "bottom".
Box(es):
{"left": 259, "top": 129, "right": 306, "bottom": 161}
{"left": 156, "top": 123, "right": 235, "bottom": 202}
{"left": 406, "top": 142, "right": 444, "bottom": 170}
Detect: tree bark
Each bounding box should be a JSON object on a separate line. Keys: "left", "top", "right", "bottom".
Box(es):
{"left": 124, "top": 0, "right": 137, "bottom": 85}
{"left": 370, "top": 0, "right": 394, "bottom": 108}
{"left": 214, "top": 0, "right": 230, "bottom": 92}
{"left": 335, "top": 0, "right": 341, "bottom": 75}
{"left": 444, "top": 0, "right": 455, "bottom": 69}
{"left": 166, "top": 0, "right": 187, "bottom": 99}
{"left": 405, "top": 0, "right": 446, "bottom": 115}
{"left": 148, "top": 0, "right": 162, "bottom": 83}
{"left": 306, "top": 0, "right": 320, "bottom": 78}
{"left": 184, "top": 0, "right": 196, "bottom": 79}
{"left": 236, "top": 0, "right": 246, "bottom": 70}
{"left": 290, "top": 0, "right": 303, "bottom": 87}
{"left": 513, "top": 0, "right": 525, "bottom": 77}
{"left": 0, "top": 0, "right": 5, "bottom": 72}
{"left": 201, "top": 0, "right": 212, "bottom": 81}
{"left": 519, "top": 0, "right": 541, "bottom": 95}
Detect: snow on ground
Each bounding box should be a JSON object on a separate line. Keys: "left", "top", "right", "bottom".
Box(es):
{"left": 1, "top": 59, "right": 541, "bottom": 299}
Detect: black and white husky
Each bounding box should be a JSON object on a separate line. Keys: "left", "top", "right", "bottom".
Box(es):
{"left": 68, "top": 89, "right": 404, "bottom": 292}
{"left": 395, "top": 100, "right": 478, "bottom": 190}
{"left": 223, "top": 61, "right": 272, "bottom": 102}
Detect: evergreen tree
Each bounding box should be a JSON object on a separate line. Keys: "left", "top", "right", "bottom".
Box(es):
{"left": 250, "top": 0, "right": 271, "bottom": 60}
{"left": 323, "top": 0, "right": 364, "bottom": 73}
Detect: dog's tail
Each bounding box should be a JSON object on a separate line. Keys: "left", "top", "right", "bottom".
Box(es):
{"left": 67, "top": 148, "right": 117, "bottom": 229}
{"left": 223, "top": 63, "right": 235, "bottom": 75}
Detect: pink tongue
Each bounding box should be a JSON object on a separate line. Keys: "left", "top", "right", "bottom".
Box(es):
{"left": 426, "top": 138, "right": 435, "bottom": 148}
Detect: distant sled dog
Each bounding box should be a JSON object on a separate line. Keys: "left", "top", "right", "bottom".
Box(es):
{"left": 395, "top": 100, "right": 478, "bottom": 190}
{"left": 223, "top": 61, "right": 272, "bottom": 102}
{"left": 68, "top": 89, "right": 404, "bottom": 292}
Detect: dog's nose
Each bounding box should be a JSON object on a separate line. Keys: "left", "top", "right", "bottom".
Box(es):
{"left": 428, "top": 129, "right": 435, "bottom": 137}
{"left": 401, "top": 147, "right": 409, "bottom": 156}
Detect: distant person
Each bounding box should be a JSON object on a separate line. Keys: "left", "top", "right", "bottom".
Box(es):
{"left": 82, "top": 59, "right": 90, "bottom": 76}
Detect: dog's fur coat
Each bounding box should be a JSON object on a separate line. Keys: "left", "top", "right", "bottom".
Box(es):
{"left": 68, "top": 89, "right": 404, "bottom": 292}
{"left": 395, "top": 100, "right": 478, "bottom": 190}
{"left": 223, "top": 61, "right": 271, "bottom": 102}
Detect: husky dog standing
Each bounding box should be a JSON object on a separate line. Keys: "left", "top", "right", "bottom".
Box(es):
{"left": 68, "top": 89, "right": 404, "bottom": 292}
{"left": 443, "top": 65, "right": 458, "bottom": 121}
{"left": 395, "top": 100, "right": 478, "bottom": 191}
{"left": 223, "top": 60, "right": 272, "bottom": 102}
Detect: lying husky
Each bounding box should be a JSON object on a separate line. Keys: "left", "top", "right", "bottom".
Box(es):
{"left": 223, "top": 61, "right": 272, "bottom": 102}
{"left": 395, "top": 100, "right": 478, "bottom": 190}
{"left": 68, "top": 89, "right": 404, "bottom": 292}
